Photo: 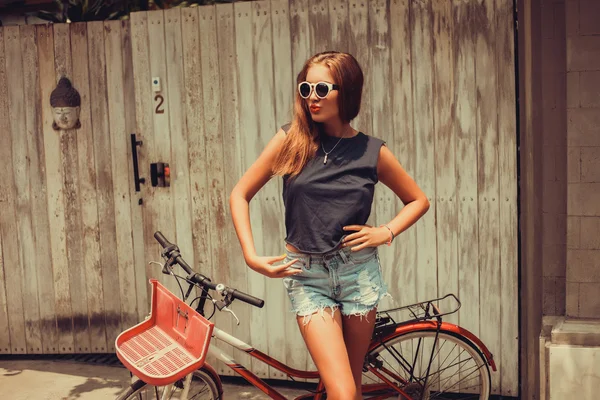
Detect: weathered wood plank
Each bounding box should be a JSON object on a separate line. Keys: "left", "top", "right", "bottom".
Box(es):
{"left": 474, "top": 0, "right": 501, "bottom": 393}
{"left": 130, "top": 11, "right": 156, "bottom": 314}
{"left": 147, "top": 10, "right": 178, "bottom": 295}
{"left": 198, "top": 4, "right": 233, "bottom": 376}
{"left": 369, "top": 0, "right": 395, "bottom": 310}
{"left": 432, "top": 0, "right": 459, "bottom": 390}
{"left": 36, "top": 24, "right": 62, "bottom": 353}
{"left": 328, "top": 0, "right": 350, "bottom": 53}
{"left": 0, "top": 231, "right": 10, "bottom": 353}
{"left": 164, "top": 8, "right": 194, "bottom": 283}
{"left": 234, "top": 0, "right": 269, "bottom": 377}
{"left": 38, "top": 23, "right": 75, "bottom": 354}
{"left": 180, "top": 6, "right": 212, "bottom": 289}
{"left": 309, "top": 0, "right": 330, "bottom": 53}
{"left": 253, "top": 1, "right": 288, "bottom": 379}
{"left": 25, "top": 24, "right": 57, "bottom": 355}
{"left": 271, "top": 0, "right": 308, "bottom": 375}
{"left": 0, "top": 26, "right": 27, "bottom": 355}
{"left": 453, "top": 0, "right": 481, "bottom": 390}
{"left": 411, "top": 0, "right": 437, "bottom": 302}
{"left": 54, "top": 22, "right": 90, "bottom": 354}
{"left": 215, "top": 2, "right": 251, "bottom": 371}
{"left": 10, "top": 25, "right": 43, "bottom": 354}
{"left": 104, "top": 20, "right": 138, "bottom": 331}
{"left": 70, "top": 22, "right": 107, "bottom": 352}
{"left": 348, "top": 1, "right": 372, "bottom": 140}
{"left": 121, "top": 19, "right": 147, "bottom": 323}
{"left": 496, "top": 0, "right": 518, "bottom": 395}
{"left": 88, "top": 21, "right": 121, "bottom": 352}
{"left": 289, "top": 0, "right": 311, "bottom": 78}
{"left": 389, "top": 0, "right": 417, "bottom": 309}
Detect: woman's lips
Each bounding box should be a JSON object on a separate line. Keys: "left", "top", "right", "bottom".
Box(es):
{"left": 309, "top": 105, "right": 321, "bottom": 112}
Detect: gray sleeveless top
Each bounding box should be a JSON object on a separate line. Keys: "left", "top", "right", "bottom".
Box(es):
{"left": 281, "top": 123, "right": 386, "bottom": 254}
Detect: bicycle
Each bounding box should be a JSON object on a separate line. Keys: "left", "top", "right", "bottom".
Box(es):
{"left": 115, "top": 231, "right": 496, "bottom": 399}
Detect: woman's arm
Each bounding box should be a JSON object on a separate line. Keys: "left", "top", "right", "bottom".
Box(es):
{"left": 342, "top": 145, "right": 430, "bottom": 250}
{"left": 229, "top": 128, "right": 300, "bottom": 277}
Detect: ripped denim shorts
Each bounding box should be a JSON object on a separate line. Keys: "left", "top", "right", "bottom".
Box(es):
{"left": 282, "top": 245, "right": 389, "bottom": 324}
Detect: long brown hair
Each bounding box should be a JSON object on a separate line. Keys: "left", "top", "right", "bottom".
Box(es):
{"left": 272, "top": 51, "right": 363, "bottom": 177}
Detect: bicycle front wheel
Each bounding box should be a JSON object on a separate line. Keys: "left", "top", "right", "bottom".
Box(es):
{"left": 362, "top": 329, "right": 491, "bottom": 399}
{"left": 116, "top": 368, "right": 221, "bottom": 400}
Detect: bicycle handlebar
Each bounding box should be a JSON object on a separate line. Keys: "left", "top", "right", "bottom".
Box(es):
{"left": 154, "top": 231, "right": 265, "bottom": 308}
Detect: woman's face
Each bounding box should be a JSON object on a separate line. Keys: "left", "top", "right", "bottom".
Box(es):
{"left": 302, "top": 64, "right": 340, "bottom": 124}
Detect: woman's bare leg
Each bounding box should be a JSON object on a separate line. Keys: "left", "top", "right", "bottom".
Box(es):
{"left": 297, "top": 308, "right": 358, "bottom": 400}
{"left": 342, "top": 309, "right": 378, "bottom": 399}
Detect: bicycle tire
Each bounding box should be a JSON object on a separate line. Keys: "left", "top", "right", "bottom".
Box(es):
{"left": 116, "top": 368, "right": 221, "bottom": 400}
{"left": 362, "top": 329, "right": 491, "bottom": 399}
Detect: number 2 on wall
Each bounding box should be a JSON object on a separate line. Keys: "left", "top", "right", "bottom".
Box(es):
{"left": 155, "top": 94, "right": 165, "bottom": 114}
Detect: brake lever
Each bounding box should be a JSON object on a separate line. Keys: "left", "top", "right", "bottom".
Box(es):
{"left": 222, "top": 306, "right": 240, "bottom": 325}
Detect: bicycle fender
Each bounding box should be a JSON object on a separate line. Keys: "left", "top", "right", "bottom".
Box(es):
{"left": 373, "top": 321, "right": 497, "bottom": 372}
{"left": 201, "top": 362, "right": 224, "bottom": 396}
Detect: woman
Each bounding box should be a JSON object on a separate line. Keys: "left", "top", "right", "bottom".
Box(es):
{"left": 229, "top": 51, "right": 429, "bottom": 400}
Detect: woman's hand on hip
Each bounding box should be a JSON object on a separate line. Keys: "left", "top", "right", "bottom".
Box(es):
{"left": 342, "top": 224, "right": 390, "bottom": 250}
{"left": 246, "top": 254, "right": 302, "bottom": 278}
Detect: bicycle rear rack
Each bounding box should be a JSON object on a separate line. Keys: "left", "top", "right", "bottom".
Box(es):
{"left": 374, "top": 293, "right": 461, "bottom": 330}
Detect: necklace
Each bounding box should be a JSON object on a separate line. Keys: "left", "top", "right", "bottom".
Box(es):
{"left": 321, "top": 127, "right": 350, "bottom": 165}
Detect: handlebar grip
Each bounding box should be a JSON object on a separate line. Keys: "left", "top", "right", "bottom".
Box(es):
{"left": 232, "top": 289, "right": 264, "bottom": 308}
{"left": 154, "top": 231, "right": 172, "bottom": 248}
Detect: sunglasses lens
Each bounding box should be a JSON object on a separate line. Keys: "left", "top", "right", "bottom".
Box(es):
{"left": 299, "top": 82, "right": 311, "bottom": 98}
{"left": 315, "top": 83, "right": 329, "bottom": 98}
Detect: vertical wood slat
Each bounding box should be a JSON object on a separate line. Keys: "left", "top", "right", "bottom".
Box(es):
{"left": 271, "top": 0, "right": 308, "bottom": 375}
{"left": 54, "top": 23, "right": 90, "bottom": 354}
{"left": 39, "top": 23, "right": 75, "bottom": 354}
{"left": 130, "top": 11, "right": 156, "bottom": 317}
{"left": 328, "top": 0, "right": 350, "bottom": 52}
{"left": 70, "top": 22, "right": 107, "bottom": 352}
{"left": 497, "top": 0, "right": 519, "bottom": 394}
{"left": 254, "top": 0, "right": 288, "bottom": 378}
{"left": 474, "top": 0, "right": 501, "bottom": 393}
{"left": 289, "top": 0, "right": 311, "bottom": 79}
{"left": 163, "top": 8, "right": 194, "bottom": 281}
{"left": 0, "top": 232, "right": 9, "bottom": 353}
{"left": 453, "top": 0, "right": 481, "bottom": 390}
{"left": 347, "top": 1, "right": 372, "bottom": 142}
{"left": 180, "top": 7, "right": 212, "bottom": 290}
{"left": 432, "top": 0, "right": 459, "bottom": 390}
{"left": 411, "top": 0, "right": 438, "bottom": 302}
{"left": 369, "top": 0, "right": 395, "bottom": 309}
{"left": 309, "top": 0, "right": 331, "bottom": 53}
{"left": 234, "top": 0, "right": 270, "bottom": 377}
{"left": 121, "top": 19, "right": 147, "bottom": 324}
{"left": 36, "top": 24, "right": 62, "bottom": 353}
{"left": 198, "top": 4, "right": 233, "bottom": 376}
{"left": 88, "top": 21, "right": 121, "bottom": 352}
{"left": 216, "top": 2, "right": 251, "bottom": 371}
{"left": 147, "top": 10, "right": 178, "bottom": 296}
{"left": 104, "top": 20, "right": 138, "bottom": 331}
{"left": 389, "top": 0, "right": 417, "bottom": 308}
{"left": 0, "top": 26, "right": 27, "bottom": 355}
{"left": 11, "top": 25, "right": 44, "bottom": 354}
{"left": 27, "top": 25, "right": 58, "bottom": 354}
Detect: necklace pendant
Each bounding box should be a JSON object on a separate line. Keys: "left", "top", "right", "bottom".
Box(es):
{"left": 324, "top": 154, "right": 328, "bottom": 164}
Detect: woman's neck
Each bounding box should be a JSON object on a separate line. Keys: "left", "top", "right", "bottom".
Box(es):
{"left": 321, "top": 120, "right": 352, "bottom": 138}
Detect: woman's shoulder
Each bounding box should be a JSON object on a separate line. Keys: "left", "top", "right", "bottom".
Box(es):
{"left": 357, "top": 132, "right": 386, "bottom": 147}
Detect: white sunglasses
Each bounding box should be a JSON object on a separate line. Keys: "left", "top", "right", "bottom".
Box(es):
{"left": 298, "top": 81, "right": 339, "bottom": 99}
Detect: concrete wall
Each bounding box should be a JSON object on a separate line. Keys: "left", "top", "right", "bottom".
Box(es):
{"left": 565, "top": 0, "right": 600, "bottom": 318}
{"left": 541, "top": 0, "right": 600, "bottom": 318}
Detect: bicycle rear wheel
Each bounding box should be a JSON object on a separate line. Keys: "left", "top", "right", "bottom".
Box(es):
{"left": 116, "top": 368, "right": 221, "bottom": 400}
{"left": 362, "top": 329, "right": 491, "bottom": 399}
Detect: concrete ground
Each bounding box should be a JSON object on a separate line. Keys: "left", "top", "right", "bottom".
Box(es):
{"left": 0, "top": 358, "right": 311, "bottom": 400}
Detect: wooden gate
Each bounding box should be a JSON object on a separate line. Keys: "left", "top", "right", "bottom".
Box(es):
{"left": 0, "top": 0, "right": 517, "bottom": 396}
{"left": 129, "top": 0, "right": 517, "bottom": 395}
